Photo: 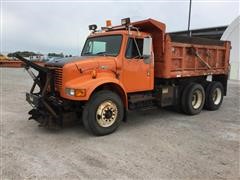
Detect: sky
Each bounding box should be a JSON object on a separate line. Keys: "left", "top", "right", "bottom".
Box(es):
{"left": 1, "top": 0, "right": 239, "bottom": 56}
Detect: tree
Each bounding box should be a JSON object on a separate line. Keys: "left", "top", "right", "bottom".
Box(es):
{"left": 8, "top": 51, "right": 37, "bottom": 57}
{"left": 48, "top": 52, "right": 64, "bottom": 58}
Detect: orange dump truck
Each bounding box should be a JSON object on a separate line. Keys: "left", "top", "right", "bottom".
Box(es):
{"left": 17, "top": 18, "right": 231, "bottom": 135}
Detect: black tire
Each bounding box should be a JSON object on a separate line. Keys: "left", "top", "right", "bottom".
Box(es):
{"left": 204, "top": 81, "right": 224, "bottom": 111}
{"left": 181, "top": 83, "right": 205, "bottom": 115}
{"left": 180, "top": 82, "right": 195, "bottom": 113}
{"left": 82, "top": 90, "right": 124, "bottom": 136}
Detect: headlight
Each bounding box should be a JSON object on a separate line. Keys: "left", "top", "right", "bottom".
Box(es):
{"left": 65, "top": 88, "right": 86, "bottom": 97}
{"left": 65, "top": 88, "right": 75, "bottom": 96}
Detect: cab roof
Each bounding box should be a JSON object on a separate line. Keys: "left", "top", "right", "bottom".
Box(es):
{"left": 89, "top": 18, "right": 166, "bottom": 37}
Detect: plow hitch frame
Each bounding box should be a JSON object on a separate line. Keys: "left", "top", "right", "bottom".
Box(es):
{"left": 15, "top": 54, "right": 63, "bottom": 128}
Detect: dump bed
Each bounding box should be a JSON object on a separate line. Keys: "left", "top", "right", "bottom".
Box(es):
{"left": 131, "top": 19, "right": 230, "bottom": 79}
{"left": 154, "top": 34, "right": 231, "bottom": 79}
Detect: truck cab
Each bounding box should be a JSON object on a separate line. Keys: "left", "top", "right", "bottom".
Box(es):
{"left": 81, "top": 30, "right": 154, "bottom": 93}
{"left": 47, "top": 29, "right": 154, "bottom": 101}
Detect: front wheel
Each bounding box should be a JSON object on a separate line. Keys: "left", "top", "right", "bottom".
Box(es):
{"left": 82, "top": 90, "right": 124, "bottom": 136}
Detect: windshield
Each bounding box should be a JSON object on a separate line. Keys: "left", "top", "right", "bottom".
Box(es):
{"left": 81, "top": 35, "right": 122, "bottom": 57}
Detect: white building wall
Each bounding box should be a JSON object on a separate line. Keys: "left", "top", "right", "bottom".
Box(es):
{"left": 221, "top": 16, "right": 240, "bottom": 80}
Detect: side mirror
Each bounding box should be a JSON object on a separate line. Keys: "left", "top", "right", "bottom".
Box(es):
{"left": 142, "top": 37, "right": 152, "bottom": 64}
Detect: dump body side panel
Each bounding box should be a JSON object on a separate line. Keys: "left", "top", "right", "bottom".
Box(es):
{"left": 155, "top": 34, "right": 230, "bottom": 79}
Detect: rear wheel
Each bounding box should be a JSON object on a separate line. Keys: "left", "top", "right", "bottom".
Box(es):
{"left": 82, "top": 90, "right": 124, "bottom": 136}
{"left": 204, "top": 82, "right": 224, "bottom": 111}
{"left": 181, "top": 83, "right": 205, "bottom": 115}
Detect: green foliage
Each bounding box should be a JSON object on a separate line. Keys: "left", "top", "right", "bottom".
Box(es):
{"left": 48, "top": 52, "right": 64, "bottom": 58}
{"left": 8, "top": 51, "right": 37, "bottom": 57}
{"left": 7, "top": 51, "right": 70, "bottom": 59}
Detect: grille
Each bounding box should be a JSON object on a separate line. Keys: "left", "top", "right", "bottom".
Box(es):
{"left": 53, "top": 68, "right": 63, "bottom": 90}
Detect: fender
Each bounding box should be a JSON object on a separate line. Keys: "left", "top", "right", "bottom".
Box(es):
{"left": 61, "top": 74, "right": 127, "bottom": 106}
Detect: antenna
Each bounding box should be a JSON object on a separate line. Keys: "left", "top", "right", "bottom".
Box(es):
{"left": 187, "top": 0, "right": 192, "bottom": 37}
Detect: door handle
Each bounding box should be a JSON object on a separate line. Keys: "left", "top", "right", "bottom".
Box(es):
{"left": 147, "top": 70, "right": 150, "bottom": 76}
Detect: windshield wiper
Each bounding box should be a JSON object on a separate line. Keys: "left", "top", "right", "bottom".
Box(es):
{"left": 95, "top": 52, "right": 115, "bottom": 56}
{"left": 96, "top": 52, "right": 107, "bottom": 55}
{"left": 82, "top": 52, "right": 92, "bottom": 56}
{"left": 83, "top": 52, "right": 115, "bottom": 57}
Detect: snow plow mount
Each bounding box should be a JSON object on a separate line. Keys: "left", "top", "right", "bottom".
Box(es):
{"left": 15, "top": 54, "right": 63, "bottom": 129}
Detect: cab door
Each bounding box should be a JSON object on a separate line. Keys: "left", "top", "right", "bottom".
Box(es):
{"left": 122, "top": 37, "right": 154, "bottom": 93}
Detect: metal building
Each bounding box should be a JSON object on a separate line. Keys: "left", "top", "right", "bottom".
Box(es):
{"left": 221, "top": 16, "right": 240, "bottom": 80}
{"left": 170, "top": 26, "right": 227, "bottom": 40}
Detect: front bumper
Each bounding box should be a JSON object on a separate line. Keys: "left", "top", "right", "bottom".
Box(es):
{"left": 26, "top": 92, "right": 64, "bottom": 128}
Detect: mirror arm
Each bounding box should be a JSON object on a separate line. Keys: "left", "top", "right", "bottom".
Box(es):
{"left": 133, "top": 37, "right": 142, "bottom": 58}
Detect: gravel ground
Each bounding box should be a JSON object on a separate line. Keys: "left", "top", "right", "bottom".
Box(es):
{"left": 0, "top": 68, "right": 239, "bottom": 179}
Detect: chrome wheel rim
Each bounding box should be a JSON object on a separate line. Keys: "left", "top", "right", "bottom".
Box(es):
{"left": 96, "top": 100, "right": 118, "bottom": 128}
{"left": 212, "top": 88, "right": 222, "bottom": 105}
{"left": 192, "top": 89, "right": 203, "bottom": 109}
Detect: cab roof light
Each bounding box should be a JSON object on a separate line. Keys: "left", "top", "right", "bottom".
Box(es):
{"left": 121, "top": 18, "right": 130, "bottom": 26}
{"left": 89, "top": 24, "right": 97, "bottom": 32}
{"left": 106, "top": 20, "right": 112, "bottom": 28}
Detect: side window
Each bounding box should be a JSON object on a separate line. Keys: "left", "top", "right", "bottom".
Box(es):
{"left": 126, "top": 38, "right": 143, "bottom": 59}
